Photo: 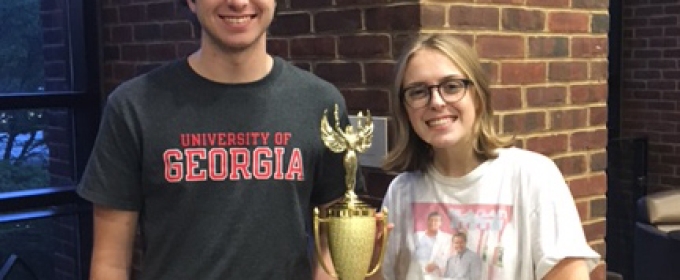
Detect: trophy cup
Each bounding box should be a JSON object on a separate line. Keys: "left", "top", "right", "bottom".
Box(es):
{"left": 312, "top": 104, "right": 389, "bottom": 280}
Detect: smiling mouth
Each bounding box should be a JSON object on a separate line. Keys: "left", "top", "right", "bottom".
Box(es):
{"left": 219, "top": 15, "right": 256, "bottom": 24}
{"left": 427, "top": 116, "right": 458, "bottom": 127}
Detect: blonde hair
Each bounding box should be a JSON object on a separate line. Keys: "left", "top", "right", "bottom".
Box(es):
{"left": 382, "top": 34, "right": 513, "bottom": 173}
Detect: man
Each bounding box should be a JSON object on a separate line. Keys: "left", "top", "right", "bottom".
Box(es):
{"left": 442, "top": 232, "right": 482, "bottom": 280}
{"left": 77, "top": 0, "right": 359, "bottom": 279}
{"left": 416, "top": 211, "right": 452, "bottom": 276}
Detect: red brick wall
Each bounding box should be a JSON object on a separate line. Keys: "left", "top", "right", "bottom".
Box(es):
{"left": 269, "top": 2, "right": 609, "bottom": 278}
{"left": 98, "top": 1, "right": 609, "bottom": 279}
{"left": 621, "top": 1, "right": 680, "bottom": 193}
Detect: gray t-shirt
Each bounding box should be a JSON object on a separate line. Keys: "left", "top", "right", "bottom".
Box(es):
{"left": 78, "top": 57, "right": 353, "bottom": 279}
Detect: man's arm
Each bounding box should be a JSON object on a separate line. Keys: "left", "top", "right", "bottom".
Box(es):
{"left": 542, "top": 258, "right": 589, "bottom": 280}
{"left": 90, "top": 205, "right": 139, "bottom": 280}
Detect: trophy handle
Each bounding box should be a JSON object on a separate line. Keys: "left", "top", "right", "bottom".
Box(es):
{"left": 312, "top": 207, "right": 338, "bottom": 278}
{"left": 366, "top": 207, "right": 390, "bottom": 277}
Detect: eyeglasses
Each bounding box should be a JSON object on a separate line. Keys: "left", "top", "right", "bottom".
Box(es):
{"left": 401, "top": 79, "right": 473, "bottom": 109}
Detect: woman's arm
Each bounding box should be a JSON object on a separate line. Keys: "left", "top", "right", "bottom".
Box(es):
{"left": 90, "top": 205, "right": 139, "bottom": 280}
{"left": 543, "top": 258, "right": 589, "bottom": 280}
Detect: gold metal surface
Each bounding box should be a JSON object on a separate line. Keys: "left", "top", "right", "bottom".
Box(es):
{"left": 313, "top": 104, "right": 389, "bottom": 280}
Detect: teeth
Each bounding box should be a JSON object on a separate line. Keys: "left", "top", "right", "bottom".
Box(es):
{"left": 224, "top": 16, "right": 251, "bottom": 24}
{"left": 428, "top": 117, "right": 457, "bottom": 127}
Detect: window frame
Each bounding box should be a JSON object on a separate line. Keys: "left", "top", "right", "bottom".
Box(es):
{"left": 0, "top": 0, "right": 101, "bottom": 279}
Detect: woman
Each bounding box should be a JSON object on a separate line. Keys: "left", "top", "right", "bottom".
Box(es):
{"left": 380, "top": 34, "right": 600, "bottom": 280}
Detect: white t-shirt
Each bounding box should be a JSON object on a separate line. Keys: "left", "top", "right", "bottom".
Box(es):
{"left": 381, "top": 148, "right": 600, "bottom": 280}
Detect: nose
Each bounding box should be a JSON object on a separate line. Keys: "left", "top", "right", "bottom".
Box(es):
{"left": 227, "top": 0, "right": 248, "bottom": 10}
{"left": 428, "top": 87, "right": 447, "bottom": 109}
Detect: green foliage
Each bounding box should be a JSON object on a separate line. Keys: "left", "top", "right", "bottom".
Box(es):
{"left": 0, "top": 0, "right": 44, "bottom": 93}
{"left": 0, "top": 0, "right": 50, "bottom": 191}
{"left": 0, "top": 160, "right": 48, "bottom": 192}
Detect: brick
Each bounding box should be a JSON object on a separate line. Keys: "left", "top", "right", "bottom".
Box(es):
{"left": 134, "top": 23, "right": 162, "bottom": 42}
{"left": 102, "top": 7, "right": 119, "bottom": 24}
{"left": 591, "top": 14, "right": 610, "bottom": 34}
{"left": 421, "top": 5, "right": 446, "bottom": 28}
{"left": 111, "top": 26, "right": 133, "bottom": 43}
{"left": 526, "top": 0, "right": 569, "bottom": 7}
{"left": 554, "top": 154, "right": 587, "bottom": 176}
{"left": 314, "top": 9, "right": 362, "bottom": 33}
{"left": 269, "top": 13, "right": 311, "bottom": 36}
{"left": 476, "top": 35, "right": 524, "bottom": 59}
{"left": 162, "top": 22, "right": 193, "bottom": 41}
{"left": 121, "top": 44, "right": 147, "bottom": 61}
{"left": 366, "top": 5, "right": 421, "bottom": 31}
{"left": 266, "top": 39, "right": 289, "bottom": 58}
{"left": 477, "top": 0, "right": 523, "bottom": 4}
{"left": 336, "top": 0, "right": 389, "bottom": 4}
{"left": 548, "top": 61, "right": 588, "bottom": 82}
{"left": 572, "top": 37, "right": 608, "bottom": 58}
{"left": 481, "top": 62, "right": 499, "bottom": 84}
{"left": 525, "top": 134, "right": 568, "bottom": 156}
{"left": 548, "top": 12, "right": 589, "bottom": 33}
{"left": 590, "top": 197, "right": 606, "bottom": 219}
{"left": 449, "top": 6, "right": 500, "bottom": 30}
{"left": 568, "top": 173, "right": 606, "bottom": 198}
{"left": 490, "top": 87, "right": 522, "bottom": 111}
{"left": 502, "top": 111, "right": 546, "bottom": 134}
{"left": 290, "top": 37, "right": 335, "bottom": 59}
{"left": 338, "top": 35, "right": 391, "bottom": 59}
{"left": 290, "top": 0, "right": 332, "bottom": 9}
{"left": 575, "top": 200, "right": 589, "bottom": 221}
{"left": 501, "top": 62, "right": 546, "bottom": 85}
{"left": 502, "top": 8, "right": 545, "bottom": 32}
{"left": 103, "top": 45, "right": 121, "bottom": 62}
{"left": 341, "top": 89, "right": 390, "bottom": 115}
{"left": 550, "top": 108, "right": 588, "bottom": 130}
{"left": 590, "top": 106, "right": 607, "bottom": 126}
{"left": 315, "top": 62, "right": 362, "bottom": 85}
{"left": 178, "top": 42, "right": 199, "bottom": 57}
{"left": 590, "top": 61, "right": 608, "bottom": 81}
{"left": 571, "top": 84, "right": 607, "bottom": 105}
{"left": 365, "top": 62, "right": 395, "bottom": 86}
{"left": 528, "top": 37, "right": 569, "bottom": 58}
{"left": 571, "top": 129, "right": 607, "bottom": 151}
{"left": 147, "top": 2, "right": 175, "bottom": 21}
{"left": 590, "top": 151, "right": 607, "bottom": 172}
{"left": 147, "top": 43, "right": 177, "bottom": 61}
{"left": 572, "top": 0, "right": 608, "bottom": 9}
{"left": 526, "top": 86, "right": 567, "bottom": 108}
{"left": 119, "top": 5, "right": 146, "bottom": 23}
{"left": 583, "top": 221, "right": 606, "bottom": 242}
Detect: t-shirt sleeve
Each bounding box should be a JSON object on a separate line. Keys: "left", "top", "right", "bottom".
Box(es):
{"left": 529, "top": 158, "right": 601, "bottom": 279}
{"left": 77, "top": 92, "right": 143, "bottom": 211}
{"left": 381, "top": 175, "right": 406, "bottom": 280}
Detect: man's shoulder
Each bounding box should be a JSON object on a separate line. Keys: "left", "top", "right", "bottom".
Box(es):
{"left": 275, "top": 56, "right": 338, "bottom": 90}
{"left": 110, "top": 60, "right": 183, "bottom": 97}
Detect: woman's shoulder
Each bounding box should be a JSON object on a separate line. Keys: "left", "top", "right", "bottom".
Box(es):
{"left": 495, "top": 147, "right": 557, "bottom": 168}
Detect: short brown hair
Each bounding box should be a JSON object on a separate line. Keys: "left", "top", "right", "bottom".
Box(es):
{"left": 382, "top": 34, "right": 513, "bottom": 173}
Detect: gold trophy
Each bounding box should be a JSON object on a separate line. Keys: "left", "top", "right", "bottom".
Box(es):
{"left": 312, "top": 104, "right": 389, "bottom": 280}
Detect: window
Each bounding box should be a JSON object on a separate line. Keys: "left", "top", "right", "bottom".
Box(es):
{"left": 0, "top": 0, "right": 100, "bottom": 279}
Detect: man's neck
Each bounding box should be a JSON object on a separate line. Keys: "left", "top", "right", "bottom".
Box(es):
{"left": 188, "top": 40, "right": 273, "bottom": 84}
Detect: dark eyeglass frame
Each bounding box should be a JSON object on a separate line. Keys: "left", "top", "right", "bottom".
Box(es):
{"left": 400, "top": 78, "right": 473, "bottom": 109}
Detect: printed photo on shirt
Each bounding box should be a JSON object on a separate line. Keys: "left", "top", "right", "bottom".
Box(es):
{"left": 411, "top": 202, "right": 514, "bottom": 280}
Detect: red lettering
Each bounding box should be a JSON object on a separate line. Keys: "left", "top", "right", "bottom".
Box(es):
{"left": 285, "top": 148, "right": 304, "bottom": 180}
{"left": 185, "top": 148, "right": 207, "bottom": 181}
{"left": 229, "top": 148, "right": 251, "bottom": 180}
{"left": 208, "top": 148, "right": 228, "bottom": 181}
{"left": 164, "top": 149, "right": 183, "bottom": 182}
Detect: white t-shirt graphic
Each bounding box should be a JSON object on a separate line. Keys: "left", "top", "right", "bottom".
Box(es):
{"left": 381, "top": 148, "right": 600, "bottom": 280}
